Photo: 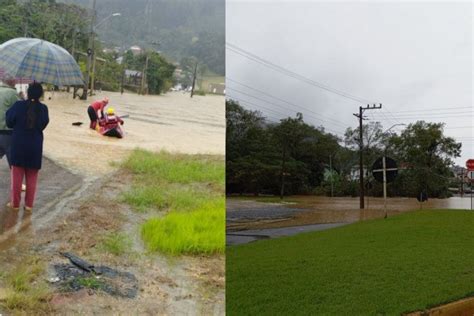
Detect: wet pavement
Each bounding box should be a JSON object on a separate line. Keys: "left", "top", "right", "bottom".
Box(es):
{"left": 226, "top": 201, "right": 305, "bottom": 222}
{"left": 227, "top": 223, "right": 349, "bottom": 246}
{"left": 0, "top": 157, "right": 82, "bottom": 249}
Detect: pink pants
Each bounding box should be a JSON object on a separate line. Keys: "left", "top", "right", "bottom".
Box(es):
{"left": 10, "top": 166, "right": 39, "bottom": 209}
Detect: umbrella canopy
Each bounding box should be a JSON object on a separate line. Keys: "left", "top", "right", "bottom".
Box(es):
{"left": 0, "top": 38, "right": 84, "bottom": 86}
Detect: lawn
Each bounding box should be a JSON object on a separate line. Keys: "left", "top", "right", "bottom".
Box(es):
{"left": 122, "top": 149, "right": 225, "bottom": 255}
{"left": 227, "top": 210, "right": 474, "bottom": 315}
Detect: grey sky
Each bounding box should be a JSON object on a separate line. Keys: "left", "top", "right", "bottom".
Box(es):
{"left": 226, "top": 0, "right": 472, "bottom": 166}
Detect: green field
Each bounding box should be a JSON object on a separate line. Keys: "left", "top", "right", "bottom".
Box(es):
{"left": 122, "top": 149, "right": 225, "bottom": 255}
{"left": 227, "top": 210, "right": 474, "bottom": 315}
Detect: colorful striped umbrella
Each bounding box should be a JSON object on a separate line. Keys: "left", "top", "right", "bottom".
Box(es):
{"left": 0, "top": 38, "right": 84, "bottom": 86}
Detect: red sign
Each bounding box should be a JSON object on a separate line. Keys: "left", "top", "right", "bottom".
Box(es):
{"left": 466, "top": 159, "right": 474, "bottom": 170}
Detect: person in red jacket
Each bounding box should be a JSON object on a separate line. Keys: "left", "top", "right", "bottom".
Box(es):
{"left": 87, "top": 97, "right": 109, "bottom": 130}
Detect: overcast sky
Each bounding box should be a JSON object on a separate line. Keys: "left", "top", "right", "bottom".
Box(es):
{"left": 226, "top": 0, "right": 473, "bottom": 166}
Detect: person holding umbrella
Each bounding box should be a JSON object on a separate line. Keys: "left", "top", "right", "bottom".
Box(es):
{"left": 6, "top": 82, "right": 49, "bottom": 211}
{"left": 0, "top": 80, "right": 18, "bottom": 166}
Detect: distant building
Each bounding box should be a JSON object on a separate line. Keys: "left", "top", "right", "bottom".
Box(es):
{"left": 102, "top": 47, "right": 119, "bottom": 54}
{"left": 125, "top": 69, "right": 142, "bottom": 86}
{"left": 130, "top": 45, "right": 143, "bottom": 56}
{"left": 207, "top": 83, "right": 225, "bottom": 95}
{"left": 452, "top": 165, "right": 469, "bottom": 183}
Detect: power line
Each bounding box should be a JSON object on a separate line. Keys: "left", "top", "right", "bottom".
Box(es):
{"left": 227, "top": 95, "right": 346, "bottom": 137}
{"left": 226, "top": 42, "right": 375, "bottom": 104}
{"left": 389, "top": 106, "right": 472, "bottom": 114}
{"left": 227, "top": 77, "right": 353, "bottom": 129}
{"left": 227, "top": 87, "right": 348, "bottom": 133}
{"left": 227, "top": 43, "right": 406, "bottom": 129}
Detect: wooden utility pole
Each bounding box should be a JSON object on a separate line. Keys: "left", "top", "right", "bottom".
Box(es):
{"left": 81, "top": 0, "right": 96, "bottom": 100}
{"left": 140, "top": 53, "right": 149, "bottom": 95}
{"left": 120, "top": 64, "right": 125, "bottom": 95}
{"left": 353, "top": 104, "right": 382, "bottom": 209}
{"left": 190, "top": 62, "right": 198, "bottom": 98}
{"left": 280, "top": 146, "right": 287, "bottom": 200}
{"left": 90, "top": 54, "right": 97, "bottom": 96}
{"left": 329, "top": 154, "right": 334, "bottom": 198}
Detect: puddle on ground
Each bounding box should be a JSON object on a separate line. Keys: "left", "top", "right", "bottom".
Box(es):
{"left": 0, "top": 208, "right": 32, "bottom": 251}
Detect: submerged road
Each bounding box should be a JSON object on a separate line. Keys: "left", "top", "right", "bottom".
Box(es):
{"left": 0, "top": 157, "right": 82, "bottom": 247}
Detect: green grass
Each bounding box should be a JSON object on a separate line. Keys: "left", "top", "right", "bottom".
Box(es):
{"left": 227, "top": 210, "right": 474, "bottom": 315}
{"left": 75, "top": 277, "right": 103, "bottom": 290}
{"left": 123, "top": 185, "right": 224, "bottom": 212}
{"left": 99, "top": 232, "right": 133, "bottom": 256}
{"left": 122, "top": 149, "right": 224, "bottom": 187}
{"left": 1, "top": 258, "right": 52, "bottom": 313}
{"left": 122, "top": 149, "right": 225, "bottom": 255}
{"left": 142, "top": 201, "right": 225, "bottom": 255}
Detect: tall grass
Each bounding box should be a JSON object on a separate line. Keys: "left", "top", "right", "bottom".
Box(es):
{"left": 1, "top": 257, "right": 52, "bottom": 313}
{"left": 121, "top": 149, "right": 225, "bottom": 255}
{"left": 122, "top": 185, "right": 224, "bottom": 213}
{"left": 141, "top": 202, "right": 225, "bottom": 255}
{"left": 123, "top": 149, "right": 225, "bottom": 186}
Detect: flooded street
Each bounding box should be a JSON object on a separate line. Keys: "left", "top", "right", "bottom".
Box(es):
{"left": 0, "top": 91, "right": 225, "bottom": 315}
{"left": 44, "top": 91, "right": 225, "bottom": 177}
{"left": 227, "top": 196, "right": 474, "bottom": 245}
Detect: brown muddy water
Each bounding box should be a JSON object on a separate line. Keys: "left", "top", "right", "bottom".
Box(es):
{"left": 227, "top": 196, "right": 474, "bottom": 243}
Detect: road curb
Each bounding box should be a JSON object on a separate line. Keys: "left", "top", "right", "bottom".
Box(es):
{"left": 406, "top": 296, "right": 474, "bottom": 316}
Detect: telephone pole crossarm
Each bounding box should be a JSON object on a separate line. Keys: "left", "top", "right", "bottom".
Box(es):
{"left": 355, "top": 103, "right": 382, "bottom": 209}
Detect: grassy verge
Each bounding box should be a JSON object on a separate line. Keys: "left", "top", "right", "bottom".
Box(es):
{"left": 0, "top": 257, "right": 52, "bottom": 314}
{"left": 227, "top": 210, "right": 474, "bottom": 315}
{"left": 98, "top": 232, "right": 133, "bottom": 256}
{"left": 122, "top": 149, "right": 224, "bottom": 255}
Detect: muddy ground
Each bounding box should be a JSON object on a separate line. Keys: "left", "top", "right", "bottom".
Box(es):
{"left": 0, "top": 91, "right": 225, "bottom": 315}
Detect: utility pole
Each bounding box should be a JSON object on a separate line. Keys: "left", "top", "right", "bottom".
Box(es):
{"left": 90, "top": 54, "right": 97, "bottom": 96}
{"left": 329, "top": 154, "right": 334, "bottom": 198}
{"left": 120, "top": 64, "right": 125, "bottom": 95}
{"left": 81, "top": 0, "right": 96, "bottom": 100}
{"left": 140, "top": 53, "right": 149, "bottom": 95}
{"left": 280, "top": 146, "right": 287, "bottom": 200}
{"left": 353, "top": 103, "right": 382, "bottom": 209}
{"left": 190, "top": 62, "right": 198, "bottom": 98}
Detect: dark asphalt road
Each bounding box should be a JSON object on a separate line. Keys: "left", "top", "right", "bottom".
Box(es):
{"left": 226, "top": 223, "right": 349, "bottom": 246}
{"left": 0, "top": 157, "right": 82, "bottom": 238}
{"left": 226, "top": 204, "right": 306, "bottom": 222}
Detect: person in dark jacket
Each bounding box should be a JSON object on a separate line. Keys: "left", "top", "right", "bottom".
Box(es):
{"left": 5, "top": 83, "right": 49, "bottom": 211}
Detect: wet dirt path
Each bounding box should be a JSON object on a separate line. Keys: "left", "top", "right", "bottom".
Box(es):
{"left": 0, "top": 157, "right": 82, "bottom": 250}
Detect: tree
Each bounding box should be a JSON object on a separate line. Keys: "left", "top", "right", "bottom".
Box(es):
{"left": 389, "top": 121, "right": 461, "bottom": 198}
{"left": 226, "top": 100, "right": 280, "bottom": 195}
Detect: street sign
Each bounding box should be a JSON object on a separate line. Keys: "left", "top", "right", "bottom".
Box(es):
{"left": 372, "top": 157, "right": 398, "bottom": 183}
{"left": 467, "top": 159, "right": 474, "bottom": 170}
{"left": 371, "top": 156, "right": 398, "bottom": 219}
{"left": 417, "top": 191, "right": 428, "bottom": 202}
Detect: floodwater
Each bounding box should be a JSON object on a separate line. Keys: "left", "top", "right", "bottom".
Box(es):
{"left": 44, "top": 91, "right": 225, "bottom": 177}
{"left": 227, "top": 196, "right": 474, "bottom": 244}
